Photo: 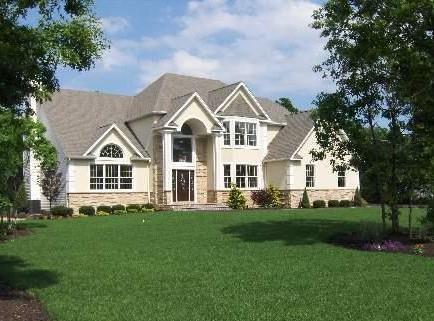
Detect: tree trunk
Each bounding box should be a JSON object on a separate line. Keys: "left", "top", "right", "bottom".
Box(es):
{"left": 408, "top": 193, "right": 413, "bottom": 238}
{"left": 389, "top": 105, "right": 400, "bottom": 234}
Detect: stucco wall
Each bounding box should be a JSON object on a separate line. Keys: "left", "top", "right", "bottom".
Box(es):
{"left": 173, "top": 98, "right": 216, "bottom": 134}
{"left": 265, "top": 160, "right": 289, "bottom": 189}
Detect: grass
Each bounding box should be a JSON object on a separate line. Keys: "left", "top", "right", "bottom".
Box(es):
{"left": 0, "top": 207, "right": 433, "bottom": 321}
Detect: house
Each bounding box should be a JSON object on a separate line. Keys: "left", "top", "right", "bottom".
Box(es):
{"left": 24, "top": 73, "right": 359, "bottom": 212}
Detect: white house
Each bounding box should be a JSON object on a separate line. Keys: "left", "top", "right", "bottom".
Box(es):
{"left": 25, "top": 73, "right": 359, "bottom": 211}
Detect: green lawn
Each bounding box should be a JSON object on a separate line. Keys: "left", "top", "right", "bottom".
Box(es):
{"left": 1, "top": 208, "right": 433, "bottom": 321}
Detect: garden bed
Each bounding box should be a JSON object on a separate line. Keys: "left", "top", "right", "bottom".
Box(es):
{"left": 329, "top": 231, "right": 434, "bottom": 257}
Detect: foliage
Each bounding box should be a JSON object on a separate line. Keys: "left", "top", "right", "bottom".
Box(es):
{"left": 339, "top": 200, "right": 352, "bottom": 208}
{"left": 142, "top": 203, "right": 155, "bottom": 210}
{"left": 96, "top": 206, "right": 112, "bottom": 214}
{"left": 327, "top": 200, "right": 339, "bottom": 208}
{"left": 39, "top": 163, "right": 64, "bottom": 210}
{"left": 413, "top": 244, "right": 425, "bottom": 255}
{"left": 96, "top": 211, "right": 110, "bottom": 216}
{"left": 358, "top": 221, "right": 383, "bottom": 241}
{"left": 353, "top": 188, "right": 364, "bottom": 207}
{"left": 51, "top": 206, "right": 73, "bottom": 217}
{"left": 113, "top": 210, "right": 127, "bottom": 215}
{"left": 72, "top": 213, "right": 88, "bottom": 218}
{"left": 361, "top": 240, "right": 407, "bottom": 252}
{"left": 112, "top": 204, "right": 125, "bottom": 212}
{"left": 79, "top": 206, "right": 95, "bottom": 216}
{"left": 312, "top": 200, "right": 326, "bottom": 208}
{"left": 251, "top": 185, "right": 281, "bottom": 208}
{"left": 126, "top": 204, "right": 141, "bottom": 212}
{"left": 13, "top": 183, "right": 28, "bottom": 213}
{"left": 275, "top": 97, "right": 299, "bottom": 113}
{"left": 227, "top": 184, "right": 246, "bottom": 210}
{"left": 311, "top": 0, "right": 434, "bottom": 233}
{"left": 299, "top": 188, "right": 311, "bottom": 208}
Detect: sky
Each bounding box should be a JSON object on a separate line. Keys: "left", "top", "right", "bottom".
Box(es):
{"left": 57, "top": 0, "right": 331, "bottom": 109}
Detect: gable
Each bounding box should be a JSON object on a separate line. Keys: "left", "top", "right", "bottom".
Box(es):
{"left": 88, "top": 128, "right": 137, "bottom": 161}
{"left": 219, "top": 93, "right": 258, "bottom": 118}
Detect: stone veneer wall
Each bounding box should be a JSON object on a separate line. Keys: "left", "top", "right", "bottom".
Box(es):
{"left": 288, "top": 189, "right": 356, "bottom": 208}
{"left": 68, "top": 192, "right": 150, "bottom": 213}
{"left": 195, "top": 137, "right": 208, "bottom": 204}
{"left": 153, "top": 134, "right": 165, "bottom": 205}
{"left": 213, "top": 190, "right": 257, "bottom": 208}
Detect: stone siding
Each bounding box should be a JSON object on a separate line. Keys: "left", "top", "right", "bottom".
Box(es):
{"left": 153, "top": 134, "right": 164, "bottom": 205}
{"left": 289, "top": 189, "right": 356, "bottom": 208}
{"left": 195, "top": 137, "right": 208, "bottom": 203}
{"left": 214, "top": 190, "right": 257, "bottom": 208}
{"left": 68, "top": 192, "right": 149, "bottom": 213}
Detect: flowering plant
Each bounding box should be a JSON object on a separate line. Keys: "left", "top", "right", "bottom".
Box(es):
{"left": 413, "top": 244, "right": 425, "bottom": 255}
{"left": 361, "top": 240, "right": 406, "bottom": 252}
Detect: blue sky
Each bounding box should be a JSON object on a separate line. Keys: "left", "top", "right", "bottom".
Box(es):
{"left": 57, "top": 0, "right": 331, "bottom": 109}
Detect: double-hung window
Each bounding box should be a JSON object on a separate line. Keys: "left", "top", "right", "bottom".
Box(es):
{"left": 90, "top": 164, "right": 133, "bottom": 190}
{"left": 234, "top": 164, "right": 258, "bottom": 188}
{"left": 338, "top": 169, "right": 346, "bottom": 187}
{"left": 223, "top": 121, "right": 231, "bottom": 146}
{"left": 306, "top": 164, "right": 315, "bottom": 187}
{"left": 234, "top": 122, "right": 246, "bottom": 145}
{"left": 223, "top": 164, "right": 231, "bottom": 188}
{"left": 246, "top": 123, "right": 257, "bottom": 146}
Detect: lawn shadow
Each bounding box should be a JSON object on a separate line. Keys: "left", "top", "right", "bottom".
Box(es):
{"left": 221, "top": 219, "right": 363, "bottom": 246}
{"left": 0, "top": 255, "right": 59, "bottom": 291}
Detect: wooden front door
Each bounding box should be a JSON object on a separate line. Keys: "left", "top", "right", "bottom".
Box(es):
{"left": 172, "top": 170, "right": 194, "bottom": 202}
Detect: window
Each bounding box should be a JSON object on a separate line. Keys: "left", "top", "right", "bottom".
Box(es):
{"left": 100, "top": 144, "right": 123, "bottom": 158}
{"left": 90, "top": 165, "right": 103, "bottom": 190}
{"left": 173, "top": 137, "right": 192, "bottom": 162}
{"left": 234, "top": 122, "right": 246, "bottom": 145}
{"left": 89, "top": 164, "right": 132, "bottom": 190}
{"left": 306, "top": 164, "right": 315, "bottom": 187}
{"left": 235, "top": 164, "right": 258, "bottom": 188}
{"left": 223, "top": 164, "right": 231, "bottom": 188}
{"left": 247, "top": 123, "right": 257, "bottom": 146}
{"left": 338, "top": 169, "right": 346, "bottom": 187}
{"left": 181, "top": 123, "right": 193, "bottom": 135}
{"left": 223, "top": 121, "right": 231, "bottom": 146}
{"left": 120, "top": 165, "right": 133, "bottom": 189}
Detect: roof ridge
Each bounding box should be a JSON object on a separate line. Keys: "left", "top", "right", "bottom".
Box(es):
{"left": 208, "top": 81, "right": 242, "bottom": 93}
{"left": 162, "top": 72, "right": 223, "bottom": 82}
{"left": 60, "top": 88, "right": 132, "bottom": 98}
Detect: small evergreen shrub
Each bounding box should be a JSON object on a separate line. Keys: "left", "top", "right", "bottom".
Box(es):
{"left": 112, "top": 204, "right": 125, "bottom": 212}
{"left": 96, "top": 211, "right": 110, "bottom": 216}
{"left": 353, "top": 187, "right": 366, "bottom": 207}
{"left": 113, "top": 209, "right": 127, "bottom": 215}
{"left": 312, "top": 200, "right": 326, "bottom": 208}
{"left": 14, "top": 183, "right": 28, "bottom": 213}
{"left": 227, "top": 184, "right": 246, "bottom": 210}
{"left": 97, "top": 205, "right": 112, "bottom": 214}
{"left": 299, "top": 188, "right": 311, "bottom": 208}
{"left": 126, "top": 204, "right": 141, "bottom": 212}
{"left": 142, "top": 203, "right": 155, "bottom": 210}
{"left": 79, "top": 206, "right": 95, "bottom": 216}
{"left": 51, "top": 206, "right": 73, "bottom": 217}
{"left": 339, "top": 200, "right": 352, "bottom": 207}
{"left": 328, "top": 200, "right": 340, "bottom": 208}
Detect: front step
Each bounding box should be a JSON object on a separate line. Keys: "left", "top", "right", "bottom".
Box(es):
{"left": 162, "top": 203, "right": 231, "bottom": 212}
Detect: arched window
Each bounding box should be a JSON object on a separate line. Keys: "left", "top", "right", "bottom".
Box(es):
{"left": 100, "top": 144, "right": 123, "bottom": 158}
{"left": 181, "top": 123, "right": 193, "bottom": 135}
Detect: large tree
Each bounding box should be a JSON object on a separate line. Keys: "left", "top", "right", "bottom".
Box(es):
{"left": 0, "top": 0, "right": 107, "bottom": 205}
{"left": 311, "top": 0, "right": 434, "bottom": 233}
{"left": 275, "top": 97, "right": 299, "bottom": 113}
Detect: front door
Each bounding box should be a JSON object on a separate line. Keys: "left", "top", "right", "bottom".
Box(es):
{"left": 172, "top": 170, "right": 194, "bottom": 202}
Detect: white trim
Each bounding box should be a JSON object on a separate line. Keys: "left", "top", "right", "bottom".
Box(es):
{"left": 83, "top": 124, "right": 147, "bottom": 159}
{"left": 163, "top": 92, "right": 225, "bottom": 131}
{"left": 214, "top": 82, "right": 271, "bottom": 121}
{"left": 220, "top": 162, "right": 262, "bottom": 190}
{"left": 290, "top": 127, "right": 314, "bottom": 160}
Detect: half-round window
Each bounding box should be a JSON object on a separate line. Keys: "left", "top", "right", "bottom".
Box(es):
{"left": 181, "top": 123, "right": 193, "bottom": 135}
{"left": 100, "top": 144, "right": 123, "bottom": 158}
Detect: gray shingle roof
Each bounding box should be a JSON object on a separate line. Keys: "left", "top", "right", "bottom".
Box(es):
{"left": 265, "top": 111, "right": 314, "bottom": 161}
{"left": 39, "top": 73, "right": 292, "bottom": 158}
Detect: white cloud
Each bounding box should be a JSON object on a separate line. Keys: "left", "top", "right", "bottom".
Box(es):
{"left": 100, "top": 16, "right": 130, "bottom": 34}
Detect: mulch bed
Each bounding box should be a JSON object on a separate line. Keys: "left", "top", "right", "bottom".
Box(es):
{"left": 0, "top": 229, "right": 32, "bottom": 243}
{"left": 0, "top": 284, "right": 50, "bottom": 321}
{"left": 329, "top": 232, "right": 434, "bottom": 257}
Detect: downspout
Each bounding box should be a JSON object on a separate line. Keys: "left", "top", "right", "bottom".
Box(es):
{"left": 147, "top": 161, "right": 151, "bottom": 203}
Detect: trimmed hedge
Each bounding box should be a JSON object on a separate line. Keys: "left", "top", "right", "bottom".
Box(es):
{"left": 79, "top": 206, "right": 95, "bottom": 216}
{"left": 113, "top": 209, "right": 127, "bottom": 215}
{"left": 328, "top": 200, "right": 340, "bottom": 208}
{"left": 112, "top": 204, "right": 125, "bottom": 212}
{"left": 312, "top": 200, "right": 326, "bottom": 208}
{"left": 126, "top": 204, "right": 141, "bottom": 212}
{"left": 97, "top": 205, "right": 112, "bottom": 214}
{"left": 339, "top": 200, "right": 352, "bottom": 207}
{"left": 142, "top": 203, "right": 155, "bottom": 210}
{"left": 51, "top": 206, "right": 73, "bottom": 217}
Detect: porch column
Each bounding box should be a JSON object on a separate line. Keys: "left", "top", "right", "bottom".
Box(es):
{"left": 212, "top": 132, "right": 222, "bottom": 190}
{"left": 162, "top": 130, "right": 173, "bottom": 204}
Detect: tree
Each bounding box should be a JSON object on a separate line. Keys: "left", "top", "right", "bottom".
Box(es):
{"left": 14, "top": 183, "right": 28, "bottom": 213}
{"left": 311, "top": 0, "right": 434, "bottom": 233}
{"left": 227, "top": 184, "right": 247, "bottom": 210}
{"left": 40, "top": 164, "right": 64, "bottom": 211}
{"left": 299, "top": 188, "right": 311, "bottom": 209}
{"left": 275, "top": 97, "right": 299, "bottom": 113}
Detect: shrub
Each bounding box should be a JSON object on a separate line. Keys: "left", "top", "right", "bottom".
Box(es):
{"left": 142, "top": 203, "right": 155, "bottom": 210}
{"left": 328, "top": 200, "right": 340, "bottom": 208}
{"left": 96, "top": 211, "right": 110, "bottom": 216}
{"left": 339, "top": 200, "right": 352, "bottom": 207}
{"left": 14, "top": 183, "right": 28, "bottom": 213}
{"left": 72, "top": 213, "right": 88, "bottom": 218}
{"left": 112, "top": 204, "right": 125, "bottom": 212}
{"left": 51, "top": 206, "right": 73, "bottom": 217}
{"left": 113, "top": 209, "right": 127, "bottom": 215}
{"left": 312, "top": 200, "right": 326, "bottom": 208}
{"left": 251, "top": 185, "right": 281, "bottom": 208}
{"left": 227, "top": 184, "right": 246, "bottom": 210}
{"left": 299, "top": 188, "right": 311, "bottom": 208}
{"left": 353, "top": 187, "right": 365, "bottom": 207}
{"left": 79, "top": 206, "right": 95, "bottom": 216}
{"left": 126, "top": 204, "right": 141, "bottom": 213}
{"left": 97, "top": 205, "right": 112, "bottom": 214}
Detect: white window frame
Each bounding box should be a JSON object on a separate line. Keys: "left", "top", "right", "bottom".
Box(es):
{"left": 172, "top": 134, "right": 195, "bottom": 167}
{"left": 223, "top": 163, "right": 259, "bottom": 190}
{"left": 89, "top": 164, "right": 133, "bottom": 191}
{"left": 223, "top": 121, "right": 231, "bottom": 146}
{"left": 338, "top": 169, "right": 346, "bottom": 188}
{"left": 306, "top": 164, "right": 315, "bottom": 188}
{"left": 220, "top": 117, "right": 259, "bottom": 150}
{"left": 223, "top": 164, "right": 231, "bottom": 188}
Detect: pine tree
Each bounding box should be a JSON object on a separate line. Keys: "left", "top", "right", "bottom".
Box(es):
{"left": 353, "top": 187, "right": 364, "bottom": 207}
{"left": 299, "top": 188, "right": 311, "bottom": 208}
{"left": 227, "top": 184, "right": 246, "bottom": 210}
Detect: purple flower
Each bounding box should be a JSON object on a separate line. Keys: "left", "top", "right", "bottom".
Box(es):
{"left": 361, "top": 240, "right": 407, "bottom": 252}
